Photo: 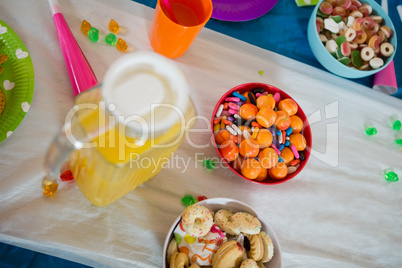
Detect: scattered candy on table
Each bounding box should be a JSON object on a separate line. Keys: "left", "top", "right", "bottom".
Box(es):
{"left": 116, "top": 37, "right": 128, "bottom": 52}
{"left": 43, "top": 183, "right": 58, "bottom": 197}
{"left": 214, "top": 88, "right": 308, "bottom": 181}
{"left": 105, "top": 33, "right": 118, "bottom": 46}
{"left": 181, "top": 194, "right": 197, "bottom": 206}
{"left": 60, "top": 170, "right": 75, "bottom": 181}
{"left": 203, "top": 159, "right": 216, "bottom": 170}
{"left": 383, "top": 170, "right": 399, "bottom": 182}
{"left": 109, "top": 19, "right": 120, "bottom": 34}
{"left": 81, "top": 19, "right": 92, "bottom": 34}
{"left": 258, "top": 70, "right": 264, "bottom": 75}
{"left": 88, "top": 27, "right": 100, "bottom": 42}
{"left": 364, "top": 121, "right": 377, "bottom": 136}
{"left": 392, "top": 119, "right": 401, "bottom": 130}
{"left": 197, "top": 195, "right": 208, "bottom": 202}
{"left": 317, "top": 0, "right": 395, "bottom": 70}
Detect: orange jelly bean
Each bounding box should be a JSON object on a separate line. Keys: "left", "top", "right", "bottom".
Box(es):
{"left": 278, "top": 98, "right": 298, "bottom": 116}
{"left": 255, "top": 167, "right": 268, "bottom": 182}
{"left": 256, "top": 95, "right": 275, "bottom": 110}
{"left": 239, "top": 139, "right": 260, "bottom": 158}
{"left": 215, "top": 130, "right": 230, "bottom": 145}
{"left": 290, "top": 115, "right": 303, "bottom": 133}
{"left": 275, "top": 110, "right": 291, "bottom": 130}
{"left": 258, "top": 148, "right": 279, "bottom": 169}
{"left": 280, "top": 147, "right": 294, "bottom": 165}
{"left": 219, "top": 140, "right": 239, "bottom": 162}
{"left": 256, "top": 107, "right": 277, "bottom": 128}
{"left": 255, "top": 128, "right": 273, "bottom": 149}
{"left": 241, "top": 158, "right": 262, "bottom": 180}
{"left": 289, "top": 133, "right": 307, "bottom": 151}
{"left": 239, "top": 103, "right": 259, "bottom": 120}
{"left": 269, "top": 162, "right": 288, "bottom": 180}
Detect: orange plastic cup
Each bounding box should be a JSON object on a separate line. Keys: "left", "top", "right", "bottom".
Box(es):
{"left": 149, "top": 0, "right": 213, "bottom": 58}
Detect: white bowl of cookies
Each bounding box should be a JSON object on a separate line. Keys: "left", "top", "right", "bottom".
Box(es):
{"left": 163, "top": 198, "right": 282, "bottom": 267}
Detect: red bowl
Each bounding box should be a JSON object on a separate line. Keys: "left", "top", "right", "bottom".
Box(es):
{"left": 211, "top": 83, "right": 312, "bottom": 185}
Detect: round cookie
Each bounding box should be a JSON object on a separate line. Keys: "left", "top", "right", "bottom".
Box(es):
{"left": 231, "top": 212, "right": 262, "bottom": 235}
{"left": 212, "top": 240, "right": 244, "bottom": 268}
{"left": 240, "top": 259, "right": 259, "bottom": 267}
{"left": 260, "top": 231, "right": 274, "bottom": 263}
{"left": 246, "top": 234, "right": 264, "bottom": 262}
{"left": 213, "top": 209, "right": 241, "bottom": 235}
{"left": 181, "top": 204, "right": 213, "bottom": 237}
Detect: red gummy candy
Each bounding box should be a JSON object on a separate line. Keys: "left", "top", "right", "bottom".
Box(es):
{"left": 60, "top": 170, "right": 74, "bottom": 181}
{"left": 197, "top": 195, "right": 208, "bottom": 202}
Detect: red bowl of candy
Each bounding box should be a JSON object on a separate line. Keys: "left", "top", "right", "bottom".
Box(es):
{"left": 211, "top": 83, "right": 312, "bottom": 185}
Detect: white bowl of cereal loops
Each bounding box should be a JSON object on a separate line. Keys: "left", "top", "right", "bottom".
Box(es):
{"left": 163, "top": 198, "right": 282, "bottom": 268}
{"left": 308, "top": 0, "right": 397, "bottom": 78}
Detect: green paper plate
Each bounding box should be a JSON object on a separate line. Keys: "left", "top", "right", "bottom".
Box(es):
{"left": 0, "top": 19, "right": 34, "bottom": 143}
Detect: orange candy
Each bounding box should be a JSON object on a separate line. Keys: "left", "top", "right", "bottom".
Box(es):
{"left": 278, "top": 98, "right": 298, "bottom": 116}
{"left": 239, "top": 139, "right": 260, "bottom": 158}
{"left": 280, "top": 147, "right": 294, "bottom": 165}
{"left": 255, "top": 129, "right": 273, "bottom": 149}
{"left": 231, "top": 155, "right": 244, "bottom": 173}
{"left": 258, "top": 148, "right": 278, "bottom": 169}
{"left": 290, "top": 115, "right": 303, "bottom": 133}
{"left": 256, "top": 107, "right": 277, "bottom": 128}
{"left": 269, "top": 162, "right": 288, "bottom": 180}
{"left": 256, "top": 95, "right": 275, "bottom": 110}
{"left": 242, "top": 92, "right": 250, "bottom": 103}
{"left": 215, "top": 130, "right": 230, "bottom": 145}
{"left": 241, "top": 158, "right": 262, "bottom": 180}
{"left": 219, "top": 140, "right": 239, "bottom": 162}
{"left": 240, "top": 103, "right": 259, "bottom": 120}
{"left": 255, "top": 167, "right": 268, "bottom": 182}
{"left": 289, "top": 133, "right": 307, "bottom": 151}
{"left": 275, "top": 110, "right": 291, "bottom": 130}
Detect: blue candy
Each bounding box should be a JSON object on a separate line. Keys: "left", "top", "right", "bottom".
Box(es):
{"left": 278, "top": 156, "right": 284, "bottom": 162}
{"left": 285, "top": 127, "right": 293, "bottom": 136}
{"left": 285, "top": 140, "right": 290, "bottom": 146}
{"left": 279, "top": 144, "right": 285, "bottom": 151}
{"left": 276, "top": 131, "right": 281, "bottom": 136}
{"left": 232, "top": 91, "right": 247, "bottom": 101}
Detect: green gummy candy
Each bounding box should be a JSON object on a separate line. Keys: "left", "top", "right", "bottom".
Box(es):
{"left": 88, "top": 27, "right": 99, "bottom": 42}
{"left": 295, "top": 0, "right": 319, "bottom": 6}
{"left": 174, "top": 233, "right": 182, "bottom": 245}
{"left": 384, "top": 171, "right": 399, "bottom": 182}
{"left": 396, "top": 139, "right": 402, "bottom": 145}
{"left": 105, "top": 33, "right": 117, "bottom": 46}
{"left": 181, "top": 194, "right": 197, "bottom": 206}
{"left": 337, "top": 57, "right": 350, "bottom": 65}
{"left": 335, "top": 36, "right": 347, "bottom": 47}
{"left": 351, "top": 50, "right": 362, "bottom": 68}
{"left": 335, "top": 47, "right": 344, "bottom": 59}
{"left": 330, "top": 51, "right": 337, "bottom": 58}
{"left": 392, "top": 120, "right": 401, "bottom": 130}
{"left": 203, "top": 159, "right": 216, "bottom": 170}
{"left": 331, "top": 15, "right": 343, "bottom": 23}
{"left": 365, "top": 127, "right": 377, "bottom": 136}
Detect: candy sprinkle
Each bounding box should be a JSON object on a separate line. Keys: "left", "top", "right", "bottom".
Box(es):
{"left": 258, "top": 70, "right": 264, "bottom": 76}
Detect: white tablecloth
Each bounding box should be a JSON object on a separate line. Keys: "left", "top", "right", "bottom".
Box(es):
{"left": 1, "top": 0, "right": 401, "bottom": 267}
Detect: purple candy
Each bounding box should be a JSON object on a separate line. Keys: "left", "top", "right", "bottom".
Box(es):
{"left": 227, "top": 116, "right": 234, "bottom": 122}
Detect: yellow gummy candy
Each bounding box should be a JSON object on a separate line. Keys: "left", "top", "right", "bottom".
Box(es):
{"left": 43, "top": 183, "right": 59, "bottom": 197}
{"left": 81, "top": 20, "right": 92, "bottom": 34}
{"left": 116, "top": 38, "right": 127, "bottom": 53}
{"left": 109, "top": 19, "right": 120, "bottom": 34}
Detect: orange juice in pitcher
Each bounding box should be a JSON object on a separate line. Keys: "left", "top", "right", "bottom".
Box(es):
{"left": 43, "top": 52, "right": 195, "bottom": 206}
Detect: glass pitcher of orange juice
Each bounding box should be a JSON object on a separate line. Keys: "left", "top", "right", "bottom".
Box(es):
{"left": 43, "top": 52, "right": 195, "bottom": 207}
